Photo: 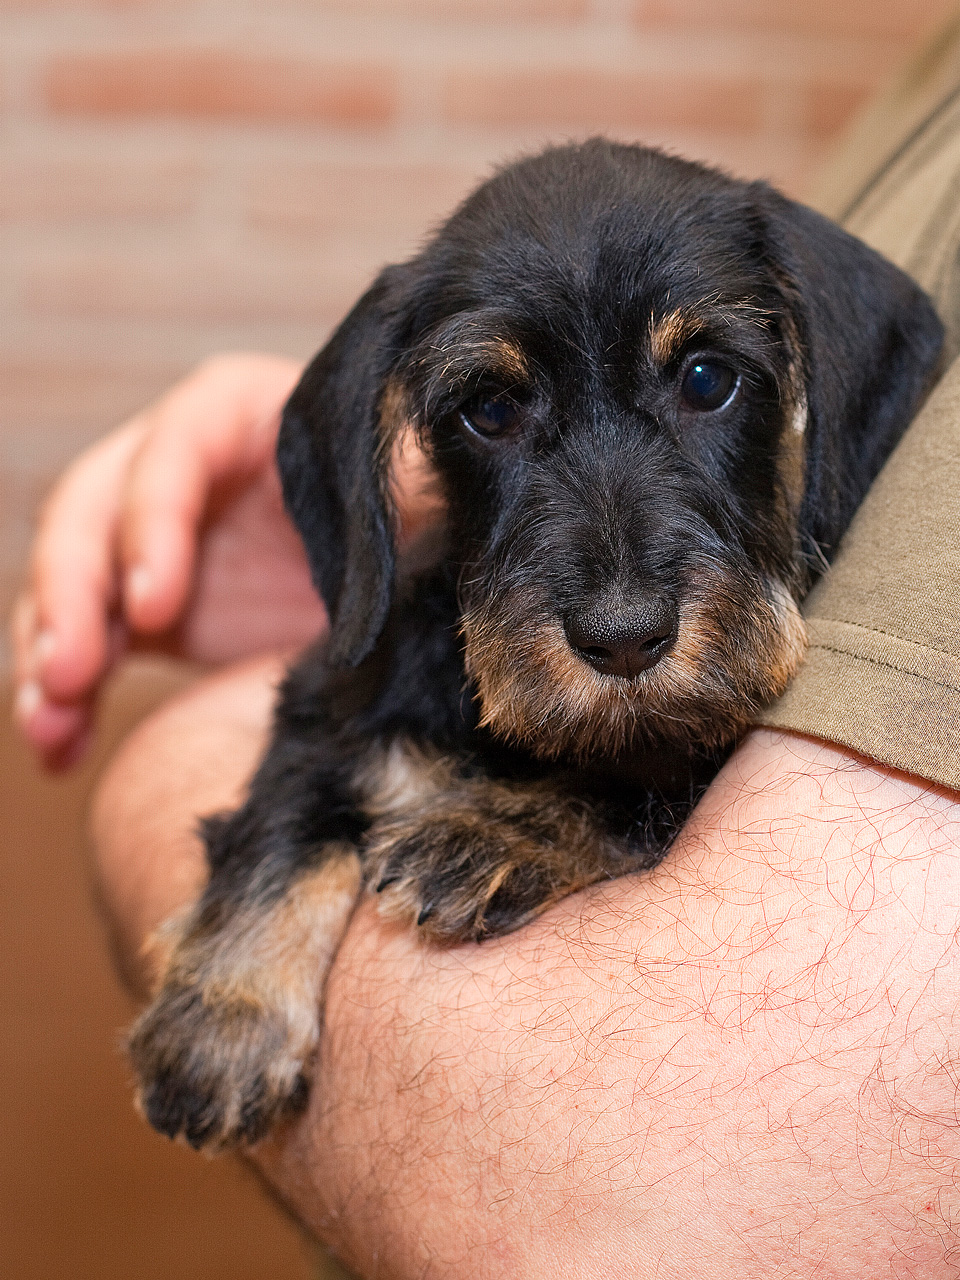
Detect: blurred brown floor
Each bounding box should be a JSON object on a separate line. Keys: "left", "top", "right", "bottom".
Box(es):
{"left": 0, "top": 660, "right": 333, "bottom": 1280}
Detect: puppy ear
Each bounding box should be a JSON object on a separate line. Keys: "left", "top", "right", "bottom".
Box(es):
{"left": 278, "top": 264, "right": 413, "bottom": 666}
{"left": 757, "top": 189, "right": 944, "bottom": 565}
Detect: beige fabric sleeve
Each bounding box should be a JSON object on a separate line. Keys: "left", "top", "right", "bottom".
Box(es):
{"left": 757, "top": 358, "right": 960, "bottom": 790}
{"left": 756, "top": 12, "right": 960, "bottom": 790}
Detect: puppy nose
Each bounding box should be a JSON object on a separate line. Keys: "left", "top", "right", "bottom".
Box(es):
{"left": 563, "top": 596, "right": 678, "bottom": 678}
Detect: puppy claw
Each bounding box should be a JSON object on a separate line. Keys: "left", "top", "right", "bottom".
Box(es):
{"left": 367, "top": 789, "right": 626, "bottom": 943}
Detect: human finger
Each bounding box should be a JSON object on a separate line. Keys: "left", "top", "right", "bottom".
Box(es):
{"left": 16, "top": 421, "right": 145, "bottom": 713}
{"left": 117, "top": 354, "right": 302, "bottom": 635}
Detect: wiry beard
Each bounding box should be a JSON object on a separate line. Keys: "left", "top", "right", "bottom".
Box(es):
{"left": 460, "top": 568, "right": 807, "bottom": 764}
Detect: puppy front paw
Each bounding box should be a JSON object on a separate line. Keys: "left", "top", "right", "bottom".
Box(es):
{"left": 129, "top": 849, "right": 362, "bottom": 1151}
{"left": 129, "top": 978, "right": 311, "bottom": 1150}
{"left": 367, "top": 780, "right": 625, "bottom": 942}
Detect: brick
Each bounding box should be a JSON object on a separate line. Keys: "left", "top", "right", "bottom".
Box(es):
{"left": 0, "top": 359, "right": 180, "bottom": 433}
{"left": 0, "top": 1, "right": 173, "bottom": 8}
{"left": 443, "top": 67, "right": 765, "bottom": 133}
{"left": 0, "top": 158, "right": 202, "bottom": 221}
{"left": 0, "top": 0, "right": 582, "bottom": 7}
{"left": 313, "top": 0, "right": 587, "bottom": 17}
{"left": 244, "top": 161, "right": 478, "bottom": 240}
{"left": 634, "top": 0, "right": 953, "bottom": 41}
{"left": 22, "top": 246, "right": 380, "bottom": 325}
{"left": 803, "top": 81, "right": 874, "bottom": 141}
{"left": 43, "top": 50, "right": 397, "bottom": 127}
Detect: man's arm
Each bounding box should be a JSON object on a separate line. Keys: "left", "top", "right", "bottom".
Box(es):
{"left": 91, "top": 658, "right": 960, "bottom": 1279}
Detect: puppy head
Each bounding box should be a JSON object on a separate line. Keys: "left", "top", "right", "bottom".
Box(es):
{"left": 280, "top": 140, "right": 943, "bottom": 763}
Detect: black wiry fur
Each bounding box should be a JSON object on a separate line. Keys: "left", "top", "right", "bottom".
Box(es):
{"left": 129, "top": 140, "right": 944, "bottom": 1150}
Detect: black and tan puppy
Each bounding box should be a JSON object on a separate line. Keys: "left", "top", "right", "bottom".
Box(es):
{"left": 130, "top": 140, "right": 943, "bottom": 1151}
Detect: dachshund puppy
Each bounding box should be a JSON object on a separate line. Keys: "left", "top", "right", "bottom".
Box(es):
{"left": 129, "top": 140, "right": 944, "bottom": 1151}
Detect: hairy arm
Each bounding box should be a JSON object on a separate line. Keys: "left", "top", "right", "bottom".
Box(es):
{"left": 92, "top": 658, "right": 960, "bottom": 1279}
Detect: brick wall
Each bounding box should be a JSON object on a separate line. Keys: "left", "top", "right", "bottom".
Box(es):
{"left": 0, "top": 0, "right": 954, "bottom": 625}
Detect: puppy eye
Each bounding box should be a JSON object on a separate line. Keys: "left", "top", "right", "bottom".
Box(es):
{"left": 459, "top": 393, "right": 522, "bottom": 438}
{"left": 680, "top": 360, "right": 739, "bottom": 412}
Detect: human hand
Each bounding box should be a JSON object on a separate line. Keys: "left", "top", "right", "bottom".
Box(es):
{"left": 11, "top": 353, "right": 319, "bottom": 767}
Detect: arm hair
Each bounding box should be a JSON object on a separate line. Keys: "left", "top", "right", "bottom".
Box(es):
{"left": 92, "top": 659, "right": 960, "bottom": 1279}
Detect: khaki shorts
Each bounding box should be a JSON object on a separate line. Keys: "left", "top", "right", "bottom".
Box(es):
{"left": 757, "top": 14, "right": 960, "bottom": 790}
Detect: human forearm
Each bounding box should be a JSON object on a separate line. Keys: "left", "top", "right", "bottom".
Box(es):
{"left": 91, "top": 671, "right": 960, "bottom": 1278}
{"left": 279, "top": 731, "right": 960, "bottom": 1278}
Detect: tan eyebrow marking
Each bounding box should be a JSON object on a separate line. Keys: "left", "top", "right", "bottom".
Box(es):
{"left": 649, "top": 299, "right": 771, "bottom": 366}
{"left": 414, "top": 311, "right": 532, "bottom": 393}
{"left": 487, "top": 337, "right": 529, "bottom": 382}
{"left": 432, "top": 335, "right": 529, "bottom": 384}
{"left": 648, "top": 306, "right": 708, "bottom": 365}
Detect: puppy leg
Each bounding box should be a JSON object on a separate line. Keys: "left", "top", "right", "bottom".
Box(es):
{"left": 129, "top": 845, "right": 361, "bottom": 1151}
{"left": 128, "top": 719, "right": 368, "bottom": 1151}
{"left": 365, "top": 750, "right": 647, "bottom": 941}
